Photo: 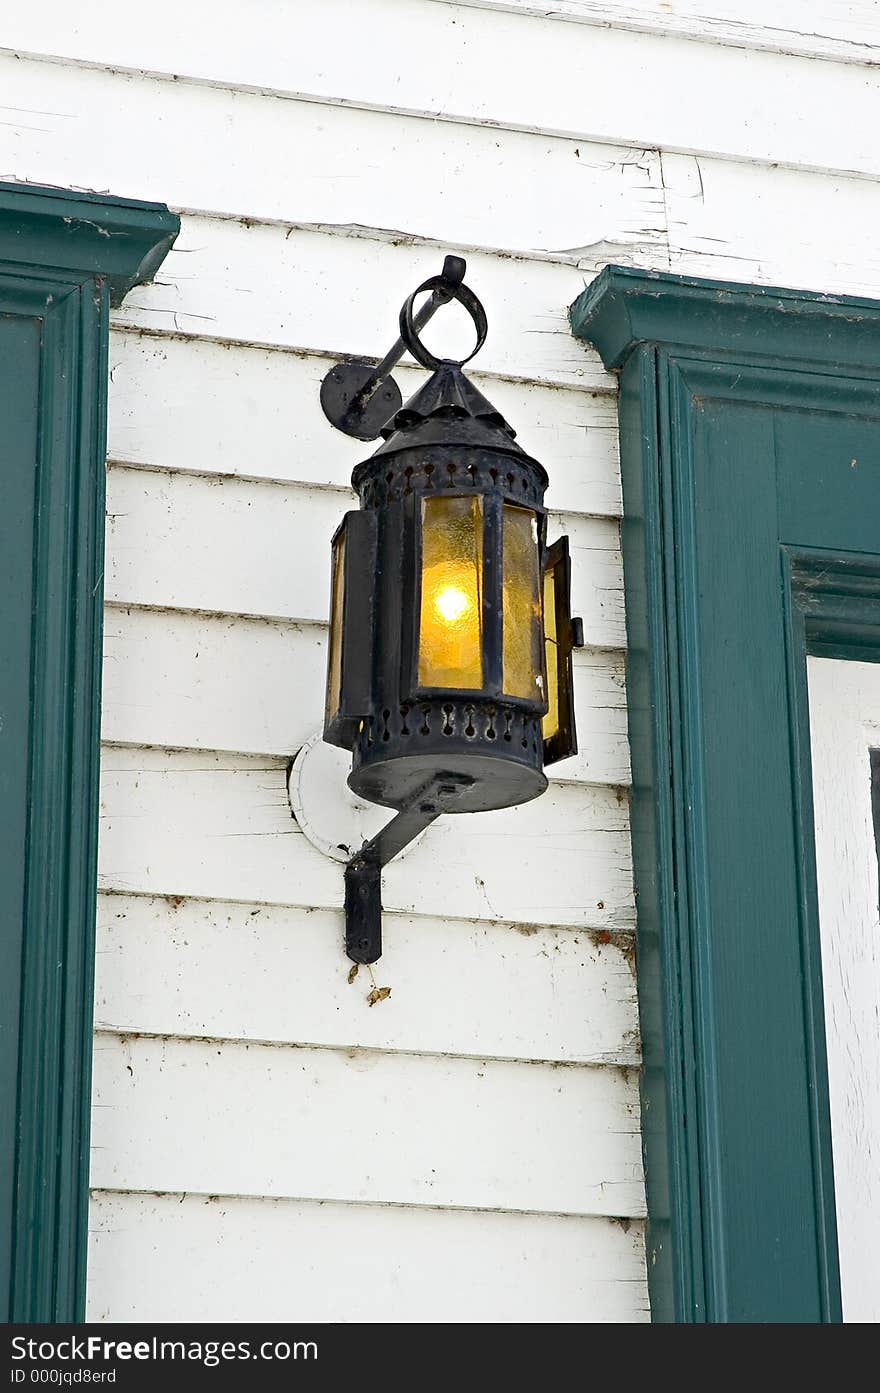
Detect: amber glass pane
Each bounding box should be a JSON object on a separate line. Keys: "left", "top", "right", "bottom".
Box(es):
{"left": 542, "top": 566, "right": 560, "bottom": 741}
{"left": 502, "top": 504, "right": 544, "bottom": 702}
{"left": 418, "top": 494, "right": 483, "bottom": 689}
{"left": 325, "top": 525, "right": 346, "bottom": 721}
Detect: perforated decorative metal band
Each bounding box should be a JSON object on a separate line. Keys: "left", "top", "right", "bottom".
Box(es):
{"left": 348, "top": 698, "right": 546, "bottom": 814}
{"left": 354, "top": 448, "right": 547, "bottom": 511}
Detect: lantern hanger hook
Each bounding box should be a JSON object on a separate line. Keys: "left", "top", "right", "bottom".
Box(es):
{"left": 398, "top": 270, "right": 488, "bottom": 371}
{"left": 319, "top": 254, "right": 487, "bottom": 441}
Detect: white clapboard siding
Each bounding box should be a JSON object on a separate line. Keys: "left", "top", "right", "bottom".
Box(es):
{"left": 90, "top": 1033, "right": 644, "bottom": 1216}
{"left": 807, "top": 657, "right": 880, "bottom": 1323}
{"left": 101, "top": 606, "right": 630, "bottom": 786}
{"left": 663, "top": 153, "right": 880, "bottom": 300}
{"left": 104, "top": 466, "right": 625, "bottom": 647}
{"left": 0, "top": 53, "right": 666, "bottom": 257}
{"left": 105, "top": 175, "right": 880, "bottom": 382}
{"left": 107, "top": 332, "right": 623, "bottom": 517}
{"left": 6, "top": 1, "right": 880, "bottom": 176}
{"left": 114, "top": 188, "right": 880, "bottom": 395}
{"left": 98, "top": 748, "right": 634, "bottom": 930}
{"left": 449, "top": 1, "right": 880, "bottom": 63}
{"left": 110, "top": 216, "right": 618, "bottom": 390}
{"left": 94, "top": 893, "right": 639, "bottom": 1065}
{"left": 105, "top": 466, "right": 348, "bottom": 625}
{"left": 86, "top": 1191, "right": 649, "bottom": 1323}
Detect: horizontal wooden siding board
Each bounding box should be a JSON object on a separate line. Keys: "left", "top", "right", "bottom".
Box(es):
{"left": 440, "top": 0, "right": 880, "bottom": 64}
{"left": 109, "top": 216, "right": 619, "bottom": 389}
{"left": 0, "top": 53, "right": 667, "bottom": 257}
{"left": 86, "top": 1190, "right": 649, "bottom": 1322}
{"left": 94, "top": 892, "right": 639, "bottom": 1065}
{"left": 5, "top": 1, "right": 880, "bottom": 174}
{"left": 97, "top": 747, "right": 635, "bottom": 930}
{"left": 661, "top": 151, "right": 880, "bottom": 301}
{"left": 107, "top": 332, "right": 623, "bottom": 518}
{"left": 89, "top": 1034, "right": 645, "bottom": 1217}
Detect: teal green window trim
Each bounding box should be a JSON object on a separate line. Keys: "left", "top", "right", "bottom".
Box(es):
{"left": 0, "top": 181, "right": 178, "bottom": 1322}
{"left": 571, "top": 267, "right": 880, "bottom": 1322}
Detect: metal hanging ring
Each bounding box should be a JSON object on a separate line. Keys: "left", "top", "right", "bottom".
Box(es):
{"left": 399, "top": 275, "right": 488, "bottom": 371}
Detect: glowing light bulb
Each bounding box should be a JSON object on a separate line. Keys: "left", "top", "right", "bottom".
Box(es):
{"left": 418, "top": 495, "right": 483, "bottom": 689}
{"left": 434, "top": 585, "right": 471, "bottom": 626}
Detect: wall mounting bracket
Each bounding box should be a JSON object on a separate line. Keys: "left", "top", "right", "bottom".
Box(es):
{"left": 319, "top": 253, "right": 487, "bottom": 441}
{"left": 344, "top": 774, "right": 474, "bottom": 963}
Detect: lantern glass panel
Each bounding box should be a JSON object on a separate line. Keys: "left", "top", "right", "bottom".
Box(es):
{"left": 542, "top": 565, "right": 560, "bottom": 742}
{"left": 502, "top": 503, "right": 544, "bottom": 702}
{"left": 418, "top": 493, "right": 483, "bottom": 690}
{"left": 325, "top": 523, "right": 346, "bottom": 723}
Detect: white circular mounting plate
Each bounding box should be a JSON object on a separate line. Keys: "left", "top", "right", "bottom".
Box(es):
{"left": 288, "top": 732, "right": 429, "bottom": 864}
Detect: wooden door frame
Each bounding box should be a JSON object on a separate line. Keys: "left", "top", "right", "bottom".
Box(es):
{"left": 571, "top": 267, "right": 880, "bottom": 1322}
{"left": 0, "top": 182, "right": 177, "bottom": 1322}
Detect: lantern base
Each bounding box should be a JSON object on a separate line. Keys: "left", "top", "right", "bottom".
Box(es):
{"left": 349, "top": 698, "right": 547, "bottom": 813}
{"left": 349, "top": 748, "right": 547, "bottom": 814}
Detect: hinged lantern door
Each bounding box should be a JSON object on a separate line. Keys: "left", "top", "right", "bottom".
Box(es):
{"left": 323, "top": 510, "right": 378, "bottom": 750}
{"left": 542, "top": 537, "right": 580, "bottom": 766}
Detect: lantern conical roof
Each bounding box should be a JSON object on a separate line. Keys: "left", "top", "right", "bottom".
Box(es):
{"left": 361, "top": 362, "right": 546, "bottom": 484}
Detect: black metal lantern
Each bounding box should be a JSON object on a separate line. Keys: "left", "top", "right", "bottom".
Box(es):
{"left": 320, "top": 257, "right": 582, "bottom": 964}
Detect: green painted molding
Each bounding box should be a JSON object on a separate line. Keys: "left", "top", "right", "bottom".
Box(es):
{"left": 0, "top": 181, "right": 178, "bottom": 1323}
{"left": 572, "top": 263, "right": 880, "bottom": 373}
{"left": 570, "top": 267, "right": 880, "bottom": 1322}
{"left": 0, "top": 181, "right": 178, "bottom": 306}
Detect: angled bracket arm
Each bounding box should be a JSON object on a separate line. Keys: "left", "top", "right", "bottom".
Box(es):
{"left": 319, "top": 253, "right": 489, "bottom": 441}
{"left": 344, "top": 774, "right": 472, "bottom": 963}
